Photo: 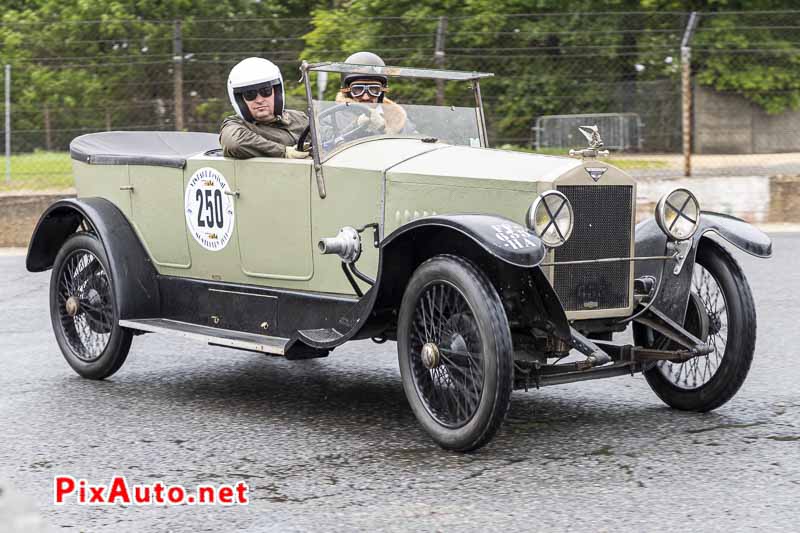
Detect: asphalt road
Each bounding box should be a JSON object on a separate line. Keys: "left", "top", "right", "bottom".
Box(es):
{"left": 1, "top": 235, "right": 798, "bottom": 532}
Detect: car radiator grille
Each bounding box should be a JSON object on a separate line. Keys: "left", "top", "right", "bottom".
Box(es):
{"left": 553, "top": 185, "right": 633, "bottom": 312}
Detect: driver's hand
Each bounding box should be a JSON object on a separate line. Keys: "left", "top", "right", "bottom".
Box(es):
{"left": 356, "top": 108, "right": 385, "bottom": 132}
{"left": 285, "top": 146, "right": 310, "bottom": 159}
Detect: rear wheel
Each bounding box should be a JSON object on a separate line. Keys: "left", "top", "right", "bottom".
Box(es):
{"left": 397, "top": 255, "right": 513, "bottom": 452}
{"left": 50, "top": 232, "right": 132, "bottom": 379}
{"left": 637, "top": 240, "right": 756, "bottom": 411}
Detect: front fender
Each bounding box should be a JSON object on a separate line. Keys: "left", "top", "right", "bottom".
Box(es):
{"left": 364, "top": 214, "right": 570, "bottom": 341}
{"left": 696, "top": 211, "right": 772, "bottom": 257}
{"left": 26, "top": 197, "right": 160, "bottom": 320}
{"left": 293, "top": 215, "right": 566, "bottom": 349}
{"left": 635, "top": 211, "right": 771, "bottom": 323}
{"left": 382, "top": 214, "right": 547, "bottom": 268}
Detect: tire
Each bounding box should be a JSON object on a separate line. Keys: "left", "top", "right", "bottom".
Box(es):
{"left": 50, "top": 232, "right": 132, "bottom": 379}
{"left": 638, "top": 240, "right": 756, "bottom": 411}
{"left": 397, "top": 255, "right": 513, "bottom": 452}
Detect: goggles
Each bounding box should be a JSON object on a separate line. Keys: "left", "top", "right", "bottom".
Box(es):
{"left": 240, "top": 85, "right": 273, "bottom": 101}
{"left": 344, "top": 83, "right": 386, "bottom": 98}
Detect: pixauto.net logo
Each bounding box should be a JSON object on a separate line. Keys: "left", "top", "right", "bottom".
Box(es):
{"left": 54, "top": 475, "right": 249, "bottom": 506}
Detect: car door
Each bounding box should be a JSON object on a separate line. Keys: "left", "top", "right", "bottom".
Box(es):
{"left": 129, "top": 165, "right": 192, "bottom": 269}
{"left": 234, "top": 158, "right": 314, "bottom": 284}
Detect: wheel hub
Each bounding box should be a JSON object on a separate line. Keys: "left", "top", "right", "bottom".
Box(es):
{"left": 421, "top": 342, "right": 440, "bottom": 369}
{"left": 65, "top": 296, "right": 80, "bottom": 317}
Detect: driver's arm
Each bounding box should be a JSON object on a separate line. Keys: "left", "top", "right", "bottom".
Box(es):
{"left": 219, "top": 120, "right": 290, "bottom": 159}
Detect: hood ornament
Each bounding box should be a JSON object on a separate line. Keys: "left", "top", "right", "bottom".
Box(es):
{"left": 569, "top": 125, "right": 610, "bottom": 159}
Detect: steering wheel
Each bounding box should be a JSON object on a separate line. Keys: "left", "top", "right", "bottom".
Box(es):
{"left": 318, "top": 103, "right": 376, "bottom": 147}
{"left": 297, "top": 125, "right": 311, "bottom": 152}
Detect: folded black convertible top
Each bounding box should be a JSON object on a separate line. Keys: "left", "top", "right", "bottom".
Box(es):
{"left": 70, "top": 131, "right": 221, "bottom": 169}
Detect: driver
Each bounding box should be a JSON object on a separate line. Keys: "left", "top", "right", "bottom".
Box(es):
{"left": 220, "top": 57, "right": 310, "bottom": 159}
{"left": 335, "top": 51, "right": 412, "bottom": 135}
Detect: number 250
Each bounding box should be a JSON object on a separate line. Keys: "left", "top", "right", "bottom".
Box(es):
{"left": 195, "top": 189, "right": 224, "bottom": 229}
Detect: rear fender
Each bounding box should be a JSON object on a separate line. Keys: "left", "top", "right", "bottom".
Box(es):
{"left": 26, "top": 197, "right": 159, "bottom": 319}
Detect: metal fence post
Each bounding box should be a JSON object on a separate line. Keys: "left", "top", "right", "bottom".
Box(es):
{"left": 44, "top": 106, "right": 52, "bottom": 151}
{"left": 316, "top": 71, "right": 328, "bottom": 101}
{"left": 173, "top": 20, "right": 184, "bottom": 131}
{"left": 4, "top": 64, "right": 10, "bottom": 184}
{"left": 681, "top": 12, "right": 699, "bottom": 177}
{"left": 435, "top": 16, "right": 448, "bottom": 105}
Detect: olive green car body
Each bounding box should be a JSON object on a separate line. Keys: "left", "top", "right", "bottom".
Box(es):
{"left": 73, "top": 138, "right": 635, "bottom": 321}
{"left": 27, "top": 63, "right": 775, "bottom": 452}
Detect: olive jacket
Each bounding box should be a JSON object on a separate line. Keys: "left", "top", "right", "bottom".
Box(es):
{"left": 219, "top": 110, "right": 309, "bottom": 158}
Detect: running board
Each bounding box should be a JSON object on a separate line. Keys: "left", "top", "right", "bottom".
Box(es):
{"left": 119, "top": 318, "right": 291, "bottom": 355}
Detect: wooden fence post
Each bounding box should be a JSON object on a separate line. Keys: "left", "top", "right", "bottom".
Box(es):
{"left": 173, "top": 20, "right": 184, "bottom": 131}
{"left": 681, "top": 12, "right": 699, "bottom": 177}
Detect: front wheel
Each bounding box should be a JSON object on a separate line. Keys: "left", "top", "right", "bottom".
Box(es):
{"left": 397, "top": 255, "right": 513, "bottom": 452}
{"left": 50, "top": 232, "right": 132, "bottom": 379}
{"left": 637, "top": 240, "right": 756, "bottom": 411}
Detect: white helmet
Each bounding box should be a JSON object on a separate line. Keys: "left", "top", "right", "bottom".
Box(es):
{"left": 227, "top": 57, "right": 285, "bottom": 122}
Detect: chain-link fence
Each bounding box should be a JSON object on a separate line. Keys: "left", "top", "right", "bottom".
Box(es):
{"left": 687, "top": 10, "right": 800, "bottom": 177}
{"left": 1, "top": 10, "right": 799, "bottom": 191}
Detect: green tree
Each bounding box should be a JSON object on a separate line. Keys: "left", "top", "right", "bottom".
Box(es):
{"left": 303, "top": 1, "right": 686, "bottom": 147}
{"left": 0, "top": 0, "right": 320, "bottom": 150}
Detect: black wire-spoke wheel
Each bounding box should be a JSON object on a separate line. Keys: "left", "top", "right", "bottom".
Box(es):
{"left": 398, "top": 255, "right": 513, "bottom": 452}
{"left": 409, "top": 283, "right": 485, "bottom": 428}
{"left": 637, "top": 240, "right": 756, "bottom": 412}
{"left": 656, "top": 263, "right": 728, "bottom": 389}
{"left": 56, "top": 250, "right": 113, "bottom": 360}
{"left": 50, "top": 233, "right": 132, "bottom": 379}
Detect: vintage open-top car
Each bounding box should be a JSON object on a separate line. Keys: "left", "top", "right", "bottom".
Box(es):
{"left": 27, "top": 62, "right": 772, "bottom": 451}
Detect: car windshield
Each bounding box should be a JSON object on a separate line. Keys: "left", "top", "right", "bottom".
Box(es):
{"left": 304, "top": 62, "right": 492, "bottom": 161}
{"left": 312, "top": 99, "right": 484, "bottom": 160}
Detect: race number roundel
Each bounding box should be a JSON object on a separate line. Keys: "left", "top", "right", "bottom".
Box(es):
{"left": 184, "top": 167, "right": 235, "bottom": 251}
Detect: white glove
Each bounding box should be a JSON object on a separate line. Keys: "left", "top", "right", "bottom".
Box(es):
{"left": 285, "top": 146, "right": 310, "bottom": 159}
{"left": 356, "top": 108, "right": 385, "bottom": 132}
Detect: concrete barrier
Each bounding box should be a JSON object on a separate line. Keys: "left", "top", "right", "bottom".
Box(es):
{"left": 694, "top": 84, "right": 800, "bottom": 154}
{"left": 0, "top": 192, "right": 75, "bottom": 248}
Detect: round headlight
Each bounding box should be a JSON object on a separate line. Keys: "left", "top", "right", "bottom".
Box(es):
{"left": 655, "top": 188, "right": 700, "bottom": 241}
{"left": 526, "top": 190, "right": 574, "bottom": 247}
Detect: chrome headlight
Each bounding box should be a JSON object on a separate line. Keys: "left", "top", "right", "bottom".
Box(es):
{"left": 526, "top": 190, "right": 574, "bottom": 247}
{"left": 655, "top": 188, "right": 700, "bottom": 241}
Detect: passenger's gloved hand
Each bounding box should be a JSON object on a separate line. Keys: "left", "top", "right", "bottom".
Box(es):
{"left": 356, "top": 108, "right": 385, "bottom": 132}
{"left": 285, "top": 146, "right": 310, "bottom": 159}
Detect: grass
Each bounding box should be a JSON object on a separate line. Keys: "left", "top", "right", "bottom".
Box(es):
{"left": 609, "top": 158, "right": 670, "bottom": 171}
{"left": 0, "top": 144, "right": 669, "bottom": 193}
{"left": 0, "top": 151, "right": 74, "bottom": 192}
{"left": 497, "top": 143, "right": 670, "bottom": 170}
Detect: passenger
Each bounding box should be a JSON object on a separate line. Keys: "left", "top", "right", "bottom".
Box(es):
{"left": 220, "top": 57, "right": 310, "bottom": 159}
{"left": 336, "top": 51, "right": 412, "bottom": 135}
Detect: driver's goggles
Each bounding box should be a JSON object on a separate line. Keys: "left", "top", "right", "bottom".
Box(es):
{"left": 345, "top": 83, "right": 385, "bottom": 98}
{"left": 240, "top": 85, "right": 273, "bottom": 101}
